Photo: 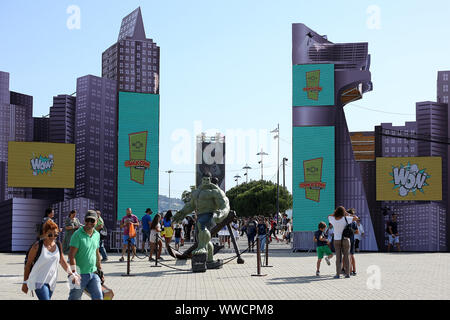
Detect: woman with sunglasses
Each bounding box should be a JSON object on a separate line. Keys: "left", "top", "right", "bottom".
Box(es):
{"left": 23, "top": 220, "right": 77, "bottom": 300}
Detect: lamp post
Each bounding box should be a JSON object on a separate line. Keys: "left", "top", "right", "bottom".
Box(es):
{"left": 271, "top": 124, "right": 280, "bottom": 225}
{"left": 234, "top": 174, "right": 241, "bottom": 186}
{"left": 256, "top": 149, "right": 268, "bottom": 181}
{"left": 166, "top": 170, "right": 173, "bottom": 209}
{"left": 243, "top": 164, "right": 252, "bottom": 183}
{"left": 282, "top": 157, "right": 288, "bottom": 189}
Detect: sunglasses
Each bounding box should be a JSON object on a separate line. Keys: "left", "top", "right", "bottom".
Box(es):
{"left": 47, "top": 233, "right": 58, "bottom": 238}
{"left": 85, "top": 218, "right": 96, "bottom": 224}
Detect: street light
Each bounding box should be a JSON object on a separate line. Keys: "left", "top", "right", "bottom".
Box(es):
{"left": 271, "top": 124, "right": 280, "bottom": 225}
{"left": 166, "top": 170, "right": 173, "bottom": 209}
{"left": 242, "top": 164, "right": 252, "bottom": 183}
{"left": 282, "top": 157, "right": 288, "bottom": 189}
{"left": 234, "top": 174, "right": 241, "bottom": 186}
{"left": 256, "top": 149, "right": 268, "bottom": 180}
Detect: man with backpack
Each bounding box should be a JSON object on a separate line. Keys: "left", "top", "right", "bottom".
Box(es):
{"left": 257, "top": 217, "right": 268, "bottom": 252}
{"left": 246, "top": 216, "right": 258, "bottom": 252}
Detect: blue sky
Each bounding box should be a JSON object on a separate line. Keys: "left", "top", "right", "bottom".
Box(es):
{"left": 1, "top": 0, "right": 449, "bottom": 199}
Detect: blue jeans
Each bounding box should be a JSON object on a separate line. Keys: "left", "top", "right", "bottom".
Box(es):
{"left": 35, "top": 284, "right": 53, "bottom": 300}
{"left": 258, "top": 234, "right": 266, "bottom": 252}
{"left": 68, "top": 273, "right": 103, "bottom": 300}
{"left": 99, "top": 239, "right": 108, "bottom": 260}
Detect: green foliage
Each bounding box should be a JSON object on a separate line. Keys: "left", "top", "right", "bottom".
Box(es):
{"left": 226, "top": 180, "right": 292, "bottom": 218}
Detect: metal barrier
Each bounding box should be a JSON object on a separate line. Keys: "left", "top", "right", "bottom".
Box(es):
{"left": 109, "top": 229, "right": 148, "bottom": 252}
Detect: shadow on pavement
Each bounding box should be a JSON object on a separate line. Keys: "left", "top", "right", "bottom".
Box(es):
{"left": 267, "top": 275, "right": 336, "bottom": 285}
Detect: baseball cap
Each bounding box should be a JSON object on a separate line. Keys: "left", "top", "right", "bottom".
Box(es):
{"left": 85, "top": 210, "right": 98, "bottom": 221}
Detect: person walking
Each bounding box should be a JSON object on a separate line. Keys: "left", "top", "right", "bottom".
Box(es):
{"left": 39, "top": 208, "right": 58, "bottom": 239}
{"left": 149, "top": 214, "right": 163, "bottom": 261}
{"left": 23, "top": 220, "right": 77, "bottom": 300}
{"left": 68, "top": 210, "right": 104, "bottom": 300}
{"left": 387, "top": 213, "right": 400, "bottom": 252}
{"left": 163, "top": 210, "right": 174, "bottom": 252}
{"left": 174, "top": 223, "right": 183, "bottom": 251}
{"left": 328, "top": 206, "right": 358, "bottom": 279}
{"left": 285, "top": 218, "right": 292, "bottom": 244}
{"left": 355, "top": 218, "right": 365, "bottom": 253}
{"left": 314, "top": 222, "right": 334, "bottom": 276}
{"left": 240, "top": 218, "right": 247, "bottom": 237}
{"left": 62, "top": 210, "right": 81, "bottom": 254}
{"left": 268, "top": 218, "right": 279, "bottom": 243}
{"left": 141, "top": 208, "right": 153, "bottom": 253}
{"left": 95, "top": 210, "right": 108, "bottom": 262}
{"left": 231, "top": 218, "right": 239, "bottom": 242}
{"left": 326, "top": 223, "right": 335, "bottom": 252}
{"left": 257, "top": 217, "right": 268, "bottom": 253}
{"left": 246, "top": 217, "right": 257, "bottom": 252}
{"left": 346, "top": 208, "right": 359, "bottom": 276}
{"left": 119, "top": 208, "right": 139, "bottom": 262}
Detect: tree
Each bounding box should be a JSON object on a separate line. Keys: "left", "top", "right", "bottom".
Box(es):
{"left": 226, "top": 180, "right": 292, "bottom": 218}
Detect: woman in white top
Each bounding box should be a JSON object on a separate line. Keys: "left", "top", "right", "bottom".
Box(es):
{"left": 328, "top": 206, "right": 358, "bottom": 279}
{"left": 149, "top": 214, "right": 163, "bottom": 261}
{"left": 23, "top": 220, "right": 78, "bottom": 300}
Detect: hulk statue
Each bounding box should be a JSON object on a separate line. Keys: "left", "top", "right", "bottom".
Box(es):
{"left": 173, "top": 173, "right": 229, "bottom": 272}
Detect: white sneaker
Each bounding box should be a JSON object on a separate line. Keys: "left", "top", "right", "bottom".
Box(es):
{"left": 325, "top": 257, "right": 331, "bottom": 266}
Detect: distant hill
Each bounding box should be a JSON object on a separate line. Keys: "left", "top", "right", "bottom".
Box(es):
{"left": 158, "top": 195, "right": 184, "bottom": 212}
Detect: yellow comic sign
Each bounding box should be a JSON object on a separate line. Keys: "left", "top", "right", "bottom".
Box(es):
{"left": 8, "top": 142, "right": 75, "bottom": 188}
{"left": 376, "top": 157, "right": 442, "bottom": 201}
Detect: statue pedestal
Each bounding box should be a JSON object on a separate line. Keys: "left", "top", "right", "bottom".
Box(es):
{"left": 192, "top": 253, "right": 207, "bottom": 273}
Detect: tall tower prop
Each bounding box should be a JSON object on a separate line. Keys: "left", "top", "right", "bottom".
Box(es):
{"left": 291, "top": 24, "right": 378, "bottom": 251}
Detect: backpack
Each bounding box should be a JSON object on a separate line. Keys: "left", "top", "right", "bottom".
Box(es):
{"left": 342, "top": 217, "right": 354, "bottom": 239}
{"left": 257, "top": 223, "right": 266, "bottom": 235}
{"left": 24, "top": 240, "right": 63, "bottom": 270}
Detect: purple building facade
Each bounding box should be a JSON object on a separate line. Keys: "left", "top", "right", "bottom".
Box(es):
{"left": 291, "top": 24, "right": 378, "bottom": 251}
{"left": 49, "top": 95, "right": 76, "bottom": 144}
{"left": 102, "top": 7, "right": 160, "bottom": 95}
{"left": 33, "top": 116, "right": 50, "bottom": 142}
{"left": 75, "top": 75, "right": 117, "bottom": 230}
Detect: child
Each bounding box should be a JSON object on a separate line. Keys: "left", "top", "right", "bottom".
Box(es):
{"left": 326, "top": 223, "right": 334, "bottom": 252}
{"left": 174, "top": 223, "right": 182, "bottom": 251}
{"left": 314, "top": 222, "right": 334, "bottom": 276}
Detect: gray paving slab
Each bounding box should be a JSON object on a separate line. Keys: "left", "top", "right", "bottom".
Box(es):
{"left": 1, "top": 238, "right": 449, "bottom": 300}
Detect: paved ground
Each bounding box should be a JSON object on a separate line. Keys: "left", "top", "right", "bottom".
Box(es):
{"left": 1, "top": 238, "right": 449, "bottom": 300}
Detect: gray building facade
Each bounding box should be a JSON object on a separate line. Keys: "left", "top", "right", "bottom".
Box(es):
{"left": 0, "top": 71, "right": 34, "bottom": 201}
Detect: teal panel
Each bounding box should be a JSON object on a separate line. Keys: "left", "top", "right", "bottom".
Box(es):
{"left": 292, "top": 126, "right": 335, "bottom": 232}
{"left": 118, "top": 92, "right": 159, "bottom": 221}
{"left": 293, "top": 64, "right": 335, "bottom": 107}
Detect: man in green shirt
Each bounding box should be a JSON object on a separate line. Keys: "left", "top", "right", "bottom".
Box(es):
{"left": 68, "top": 210, "right": 104, "bottom": 300}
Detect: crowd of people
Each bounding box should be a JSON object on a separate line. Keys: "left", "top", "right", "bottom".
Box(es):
{"left": 22, "top": 205, "right": 400, "bottom": 299}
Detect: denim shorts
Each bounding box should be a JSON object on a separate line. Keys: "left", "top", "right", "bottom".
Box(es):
{"left": 123, "top": 235, "right": 136, "bottom": 246}
{"left": 142, "top": 230, "right": 150, "bottom": 242}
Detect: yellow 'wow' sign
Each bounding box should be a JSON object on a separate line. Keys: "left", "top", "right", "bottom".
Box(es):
{"left": 376, "top": 157, "right": 442, "bottom": 201}
{"left": 8, "top": 142, "right": 75, "bottom": 188}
